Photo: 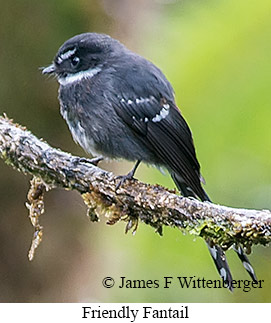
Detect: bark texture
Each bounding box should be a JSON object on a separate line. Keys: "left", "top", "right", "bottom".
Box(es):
{"left": 0, "top": 115, "right": 270, "bottom": 259}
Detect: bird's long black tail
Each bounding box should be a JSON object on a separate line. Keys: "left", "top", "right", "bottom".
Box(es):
{"left": 233, "top": 245, "right": 257, "bottom": 282}
{"left": 206, "top": 240, "right": 233, "bottom": 291}
{"left": 171, "top": 172, "right": 257, "bottom": 289}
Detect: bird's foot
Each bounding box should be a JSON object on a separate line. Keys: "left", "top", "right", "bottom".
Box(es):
{"left": 115, "top": 170, "right": 136, "bottom": 191}
{"left": 74, "top": 156, "right": 104, "bottom": 166}
{"left": 115, "top": 160, "right": 141, "bottom": 191}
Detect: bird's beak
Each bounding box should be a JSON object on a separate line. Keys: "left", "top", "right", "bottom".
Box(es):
{"left": 42, "top": 64, "right": 56, "bottom": 74}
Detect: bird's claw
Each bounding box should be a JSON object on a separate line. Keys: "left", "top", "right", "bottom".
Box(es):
{"left": 89, "top": 156, "right": 104, "bottom": 166}
{"left": 74, "top": 156, "right": 104, "bottom": 166}
{"left": 115, "top": 171, "right": 135, "bottom": 191}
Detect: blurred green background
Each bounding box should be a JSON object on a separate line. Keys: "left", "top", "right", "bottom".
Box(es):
{"left": 0, "top": 0, "right": 270, "bottom": 302}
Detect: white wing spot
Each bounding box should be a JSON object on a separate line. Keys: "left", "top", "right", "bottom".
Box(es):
{"left": 120, "top": 96, "right": 158, "bottom": 106}
{"left": 152, "top": 103, "right": 170, "bottom": 123}
{"left": 120, "top": 97, "right": 169, "bottom": 124}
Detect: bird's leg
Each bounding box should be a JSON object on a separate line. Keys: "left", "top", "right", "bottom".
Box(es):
{"left": 109, "top": 160, "right": 141, "bottom": 234}
{"left": 116, "top": 160, "right": 141, "bottom": 190}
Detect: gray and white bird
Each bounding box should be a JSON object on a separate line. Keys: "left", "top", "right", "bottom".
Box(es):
{"left": 43, "top": 32, "right": 257, "bottom": 289}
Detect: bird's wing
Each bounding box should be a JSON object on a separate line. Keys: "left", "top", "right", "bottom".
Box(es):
{"left": 109, "top": 58, "right": 206, "bottom": 199}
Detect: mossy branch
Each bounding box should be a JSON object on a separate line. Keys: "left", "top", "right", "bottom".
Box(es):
{"left": 0, "top": 115, "right": 270, "bottom": 259}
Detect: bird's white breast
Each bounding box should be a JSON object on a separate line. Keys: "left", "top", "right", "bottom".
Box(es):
{"left": 61, "top": 109, "right": 100, "bottom": 157}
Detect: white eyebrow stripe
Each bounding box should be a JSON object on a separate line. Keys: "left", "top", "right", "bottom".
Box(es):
{"left": 58, "top": 66, "right": 102, "bottom": 86}
{"left": 60, "top": 48, "right": 76, "bottom": 61}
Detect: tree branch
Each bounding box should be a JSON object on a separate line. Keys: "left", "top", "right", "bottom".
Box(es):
{"left": 0, "top": 115, "right": 270, "bottom": 259}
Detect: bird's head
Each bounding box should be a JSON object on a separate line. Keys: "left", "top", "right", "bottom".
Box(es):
{"left": 42, "top": 33, "right": 123, "bottom": 85}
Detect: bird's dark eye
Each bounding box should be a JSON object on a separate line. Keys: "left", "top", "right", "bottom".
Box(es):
{"left": 71, "top": 56, "right": 80, "bottom": 68}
